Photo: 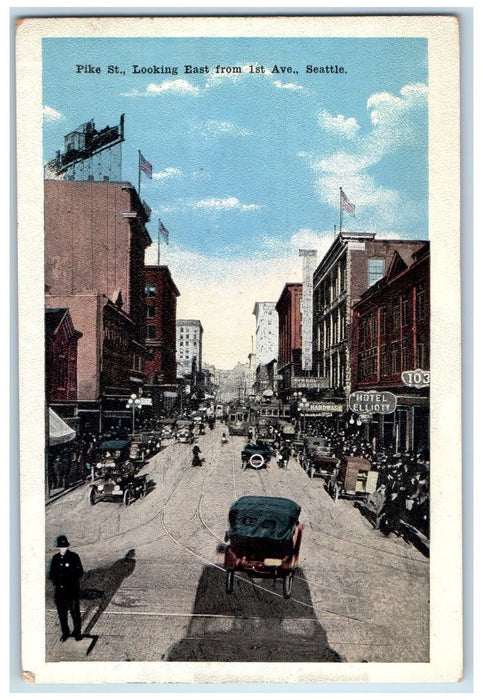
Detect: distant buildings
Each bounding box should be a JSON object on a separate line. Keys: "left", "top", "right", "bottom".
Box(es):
{"left": 252, "top": 302, "right": 279, "bottom": 398}
{"left": 176, "top": 319, "right": 204, "bottom": 378}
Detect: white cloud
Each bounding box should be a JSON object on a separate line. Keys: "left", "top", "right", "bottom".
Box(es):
{"left": 273, "top": 80, "right": 305, "bottom": 92}
{"left": 317, "top": 110, "right": 360, "bottom": 139}
{"left": 43, "top": 105, "right": 64, "bottom": 122}
{"left": 146, "top": 80, "right": 200, "bottom": 95}
{"left": 121, "top": 80, "right": 200, "bottom": 97}
{"left": 305, "top": 83, "right": 428, "bottom": 230}
{"left": 152, "top": 167, "right": 182, "bottom": 181}
{"left": 191, "top": 120, "right": 252, "bottom": 139}
{"left": 193, "top": 197, "right": 261, "bottom": 212}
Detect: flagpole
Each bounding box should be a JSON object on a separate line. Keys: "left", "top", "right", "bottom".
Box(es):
{"left": 339, "top": 187, "right": 343, "bottom": 234}
{"left": 138, "top": 150, "right": 141, "bottom": 195}
{"left": 157, "top": 220, "right": 161, "bottom": 266}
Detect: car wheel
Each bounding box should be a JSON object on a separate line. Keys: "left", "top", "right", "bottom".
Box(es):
{"left": 226, "top": 570, "right": 235, "bottom": 594}
{"left": 89, "top": 488, "right": 98, "bottom": 505}
{"left": 283, "top": 573, "right": 294, "bottom": 599}
{"left": 123, "top": 488, "right": 133, "bottom": 506}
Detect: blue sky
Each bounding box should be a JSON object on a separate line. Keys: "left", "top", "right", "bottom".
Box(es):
{"left": 43, "top": 36, "right": 428, "bottom": 368}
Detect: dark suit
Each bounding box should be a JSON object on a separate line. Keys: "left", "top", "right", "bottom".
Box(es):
{"left": 49, "top": 549, "right": 84, "bottom": 638}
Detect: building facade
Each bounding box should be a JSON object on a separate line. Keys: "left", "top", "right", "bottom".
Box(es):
{"left": 275, "top": 283, "right": 303, "bottom": 401}
{"left": 176, "top": 320, "right": 204, "bottom": 378}
{"left": 351, "top": 242, "right": 430, "bottom": 453}
{"left": 45, "top": 308, "right": 82, "bottom": 419}
{"left": 312, "top": 232, "right": 427, "bottom": 414}
{"left": 144, "top": 266, "right": 180, "bottom": 385}
{"left": 44, "top": 179, "right": 152, "bottom": 431}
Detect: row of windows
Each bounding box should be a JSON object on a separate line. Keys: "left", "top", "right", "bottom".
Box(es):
{"left": 359, "top": 283, "right": 427, "bottom": 342}
{"left": 358, "top": 340, "right": 427, "bottom": 380}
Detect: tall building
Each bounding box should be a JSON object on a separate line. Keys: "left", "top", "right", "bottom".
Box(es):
{"left": 144, "top": 266, "right": 180, "bottom": 385}
{"left": 352, "top": 242, "right": 430, "bottom": 453}
{"left": 44, "top": 179, "right": 152, "bottom": 431}
{"left": 252, "top": 302, "right": 279, "bottom": 398}
{"left": 176, "top": 320, "right": 203, "bottom": 378}
{"left": 312, "top": 232, "right": 426, "bottom": 414}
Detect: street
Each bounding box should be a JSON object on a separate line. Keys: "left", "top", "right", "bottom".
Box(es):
{"left": 45, "top": 421, "right": 429, "bottom": 664}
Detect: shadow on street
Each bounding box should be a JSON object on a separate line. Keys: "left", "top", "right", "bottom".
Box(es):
{"left": 80, "top": 549, "right": 136, "bottom": 636}
{"left": 166, "top": 565, "right": 343, "bottom": 662}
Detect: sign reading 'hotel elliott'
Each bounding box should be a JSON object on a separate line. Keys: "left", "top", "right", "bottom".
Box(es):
{"left": 349, "top": 390, "right": 397, "bottom": 415}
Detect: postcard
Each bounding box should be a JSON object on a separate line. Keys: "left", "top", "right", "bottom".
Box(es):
{"left": 15, "top": 15, "right": 462, "bottom": 685}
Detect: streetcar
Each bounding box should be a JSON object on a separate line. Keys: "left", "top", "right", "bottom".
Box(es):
{"left": 227, "top": 407, "right": 251, "bottom": 436}
{"left": 223, "top": 495, "right": 305, "bottom": 599}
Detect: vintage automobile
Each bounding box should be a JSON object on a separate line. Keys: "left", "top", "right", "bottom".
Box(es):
{"left": 93, "top": 439, "right": 134, "bottom": 477}
{"left": 241, "top": 441, "right": 274, "bottom": 470}
{"left": 302, "top": 436, "right": 340, "bottom": 480}
{"left": 89, "top": 458, "right": 148, "bottom": 506}
{"left": 224, "top": 495, "right": 305, "bottom": 599}
{"left": 175, "top": 423, "right": 195, "bottom": 444}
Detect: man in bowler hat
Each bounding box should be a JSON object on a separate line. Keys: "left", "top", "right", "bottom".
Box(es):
{"left": 49, "top": 535, "right": 84, "bottom": 641}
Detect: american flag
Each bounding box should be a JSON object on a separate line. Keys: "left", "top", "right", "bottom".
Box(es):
{"left": 159, "top": 220, "right": 169, "bottom": 244}
{"left": 341, "top": 189, "right": 356, "bottom": 216}
{"left": 139, "top": 151, "right": 152, "bottom": 179}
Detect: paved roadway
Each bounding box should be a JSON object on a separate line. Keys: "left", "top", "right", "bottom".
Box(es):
{"left": 45, "top": 421, "right": 429, "bottom": 663}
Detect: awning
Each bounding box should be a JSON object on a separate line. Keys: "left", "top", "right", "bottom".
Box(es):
{"left": 49, "top": 408, "right": 76, "bottom": 446}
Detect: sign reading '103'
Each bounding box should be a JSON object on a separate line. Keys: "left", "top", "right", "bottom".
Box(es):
{"left": 401, "top": 369, "right": 430, "bottom": 388}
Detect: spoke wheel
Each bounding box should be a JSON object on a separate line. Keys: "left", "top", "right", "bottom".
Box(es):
{"left": 123, "top": 488, "right": 133, "bottom": 506}
{"left": 226, "top": 570, "right": 235, "bottom": 594}
{"left": 89, "top": 488, "right": 98, "bottom": 505}
{"left": 283, "top": 573, "right": 294, "bottom": 599}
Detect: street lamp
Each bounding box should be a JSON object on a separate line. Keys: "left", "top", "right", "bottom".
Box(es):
{"left": 300, "top": 397, "right": 309, "bottom": 433}
{"left": 293, "top": 392, "right": 308, "bottom": 434}
{"left": 126, "top": 393, "right": 142, "bottom": 436}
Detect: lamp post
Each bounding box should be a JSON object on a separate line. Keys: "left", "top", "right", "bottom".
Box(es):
{"left": 293, "top": 391, "right": 308, "bottom": 434}
{"left": 127, "top": 393, "right": 142, "bottom": 436}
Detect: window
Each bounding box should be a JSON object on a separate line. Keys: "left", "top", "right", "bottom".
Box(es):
{"left": 146, "top": 324, "right": 156, "bottom": 339}
{"left": 391, "top": 342, "right": 399, "bottom": 374}
{"left": 145, "top": 283, "right": 156, "bottom": 297}
{"left": 380, "top": 306, "right": 387, "bottom": 335}
{"left": 146, "top": 304, "right": 156, "bottom": 318}
{"left": 416, "top": 342, "right": 426, "bottom": 368}
{"left": 401, "top": 293, "right": 410, "bottom": 326}
{"left": 368, "top": 259, "right": 385, "bottom": 286}
{"left": 402, "top": 337, "right": 409, "bottom": 370}
{"left": 391, "top": 298, "right": 400, "bottom": 331}
{"left": 416, "top": 282, "right": 426, "bottom": 320}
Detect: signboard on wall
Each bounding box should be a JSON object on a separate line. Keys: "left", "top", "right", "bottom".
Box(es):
{"left": 299, "top": 249, "right": 317, "bottom": 371}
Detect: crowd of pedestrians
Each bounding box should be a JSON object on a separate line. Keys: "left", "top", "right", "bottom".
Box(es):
{"left": 296, "top": 420, "right": 430, "bottom": 540}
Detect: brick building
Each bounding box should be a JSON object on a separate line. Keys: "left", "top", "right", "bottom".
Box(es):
{"left": 45, "top": 308, "right": 82, "bottom": 419}
{"left": 352, "top": 242, "right": 430, "bottom": 453}
{"left": 312, "top": 232, "right": 427, "bottom": 417}
{"left": 44, "top": 179, "right": 152, "bottom": 431}
{"left": 144, "top": 266, "right": 180, "bottom": 385}
{"left": 275, "top": 283, "right": 303, "bottom": 401}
